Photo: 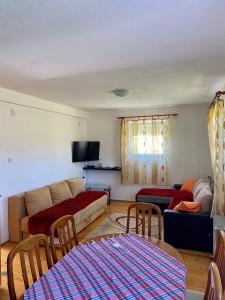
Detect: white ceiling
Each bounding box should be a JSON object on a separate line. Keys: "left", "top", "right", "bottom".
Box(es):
{"left": 0, "top": 0, "right": 225, "bottom": 110}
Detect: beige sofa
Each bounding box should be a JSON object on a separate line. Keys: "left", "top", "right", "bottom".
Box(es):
{"left": 8, "top": 178, "right": 107, "bottom": 242}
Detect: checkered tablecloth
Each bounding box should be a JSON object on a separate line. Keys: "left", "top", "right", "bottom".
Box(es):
{"left": 24, "top": 234, "right": 187, "bottom": 300}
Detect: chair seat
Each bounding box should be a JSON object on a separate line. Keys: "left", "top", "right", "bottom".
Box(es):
{"left": 186, "top": 289, "right": 204, "bottom": 300}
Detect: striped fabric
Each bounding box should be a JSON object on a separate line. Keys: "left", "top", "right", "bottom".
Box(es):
{"left": 24, "top": 234, "right": 186, "bottom": 300}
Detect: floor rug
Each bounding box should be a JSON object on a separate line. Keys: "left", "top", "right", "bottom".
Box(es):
{"left": 84, "top": 213, "right": 163, "bottom": 240}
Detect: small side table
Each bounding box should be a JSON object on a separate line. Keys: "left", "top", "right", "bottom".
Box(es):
{"left": 86, "top": 183, "right": 111, "bottom": 204}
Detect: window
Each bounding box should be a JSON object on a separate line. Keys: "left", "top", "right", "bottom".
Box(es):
{"left": 121, "top": 118, "right": 170, "bottom": 184}
{"left": 133, "top": 135, "right": 163, "bottom": 155}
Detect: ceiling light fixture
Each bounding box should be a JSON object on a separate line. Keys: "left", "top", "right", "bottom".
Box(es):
{"left": 111, "top": 89, "right": 129, "bottom": 97}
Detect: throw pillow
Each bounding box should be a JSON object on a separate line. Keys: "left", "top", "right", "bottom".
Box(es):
{"left": 193, "top": 177, "right": 211, "bottom": 199}
{"left": 67, "top": 177, "right": 85, "bottom": 197}
{"left": 25, "top": 187, "right": 52, "bottom": 216}
{"left": 180, "top": 179, "right": 197, "bottom": 193}
{"left": 195, "top": 184, "right": 213, "bottom": 214}
{"left": 174, "top": 201, "right": 201, "bottom": 212}
{"left": 49, "top": 181, "right": 72, "bottom": 205}
{"left": 208, "top": 176, "right": 214, "bottom": 193}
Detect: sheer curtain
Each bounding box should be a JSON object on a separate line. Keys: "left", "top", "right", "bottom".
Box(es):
{"left": 208, "top": 99, "right": 225, "bottom": 216}
{"left": 121, "top": 117, "right": 170, "bottom": 185}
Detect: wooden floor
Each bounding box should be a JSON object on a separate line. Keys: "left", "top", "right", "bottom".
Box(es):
{"left": 0, "top": 200, "right": 211, "bottom": 299}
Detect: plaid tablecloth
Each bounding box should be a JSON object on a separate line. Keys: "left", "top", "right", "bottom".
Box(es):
{"left": 24, "top": 234, "right": 187, "bottom": 300}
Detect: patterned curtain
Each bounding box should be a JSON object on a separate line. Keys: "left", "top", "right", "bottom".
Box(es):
{"left": 208, "top": 99, "right": 225, "bottom": 216}
{"left": 121, "top": 117, "right": 170, "bottom": 185}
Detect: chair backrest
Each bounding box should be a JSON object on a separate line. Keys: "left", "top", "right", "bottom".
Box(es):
{"left": 49, "top": 215, "right": 78, "bottom": 264}
{"left": 126, "top": 202, "right": 162, "bottom": 239}
{"left": 214, "top": 230, "right": 225, "bottom": 291}
{"left": 7, "top": 234, "right": 53, "bottom": 300}
{"left": 203, "top": 262, "right": 223, "bottom": 300}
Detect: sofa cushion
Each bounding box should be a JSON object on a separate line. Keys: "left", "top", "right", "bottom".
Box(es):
{"left": 25, "top": 187, "right": 52, "bottom": 216}
{"left": 195, "top": 184, "right": 213, "bottom": 213}
{"left": 193, "top": 177, "right": 211, "bottom": 199}
{"left": 180, "top": 179, "right": 197, "bottom": 193}
{"left": 28, "top": 191, "right": 106, "bottom": 235}
{"left": 136, "top": 195, "right": 171, "bottom": 204}
{"left": 67, "top": 177, "right": 85, "bottom": 197}
{"left": 174, "top": 201, "right": 200, "bottom": 212}
{"left": 74, "top": 196, "right": 107, "bottom": 229}
{"left": 208, "top": 176, "right": 214, "bottom": 193}
{"left": 49, "top": 181, "right": 72, "bottom": 204}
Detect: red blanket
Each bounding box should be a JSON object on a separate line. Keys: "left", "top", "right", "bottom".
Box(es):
{"left": 136, "top": 188, "right": 193, "bottom": 209}
{"left": 28, "top": 191, "right": 106, "bottom": 235}
{"left": 168, "top": 191, "right": 193, "bottom": 209}
{"left": 136, "top": 188, "right": 178, "bottom": 197}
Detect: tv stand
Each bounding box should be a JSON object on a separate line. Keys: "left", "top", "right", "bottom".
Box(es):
{"left": 83, "top": 167, "right": 121, "bottom": 204}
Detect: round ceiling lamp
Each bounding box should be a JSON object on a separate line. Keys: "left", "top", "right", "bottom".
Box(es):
{"left": 111, "top": 89, "right": 129, "bottom": 97}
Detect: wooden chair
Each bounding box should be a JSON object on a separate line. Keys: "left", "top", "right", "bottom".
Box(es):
{"left": 7, "top": 234, "right": 53, "bottom": 300}
{"left": 187, "top": 262, "right": 223, "bottom": 300}
{"left": 126, "top": 202, "right": 162, "bottom": 239}
{"left": 49, "top": 215, "right": 79, "bottom": 264}
{"left": 204, "top": 262, "right": 223, "bottom": 300}
{"left": 214, "top": 230, "right": 225, "bottom": 291}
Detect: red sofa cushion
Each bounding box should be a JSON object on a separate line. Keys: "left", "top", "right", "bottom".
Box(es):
{"left": 28, "top": 191, "right": 106, "bottom": 235}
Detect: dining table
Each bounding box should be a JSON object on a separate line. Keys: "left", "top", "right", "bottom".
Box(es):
{"left": 84, "top": 233, "right": 184, "bottom": 263}
{"left": 24, "top": 233, "right": 187, "bottom": 299}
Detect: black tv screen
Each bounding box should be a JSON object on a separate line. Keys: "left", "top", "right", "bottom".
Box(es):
{"left": 87, "top": 141, "right": 100, "bottom": 161}
{"left": 72, "top": 141, "right": 88, "bottom": 162}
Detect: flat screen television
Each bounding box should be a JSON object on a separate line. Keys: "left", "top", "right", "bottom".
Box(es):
{"left": 72, "top": 141, "right": 88, "bottom": 162}
{"left": 72, "top": 141, "right": 100, "bottom": 162}
{"left": 87, "top": 141, "right": 100, "bottom": 161}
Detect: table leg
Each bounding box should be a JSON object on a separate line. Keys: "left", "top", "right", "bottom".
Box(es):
{"left": 108, "top": 189, "right": 111, "bottom": 204}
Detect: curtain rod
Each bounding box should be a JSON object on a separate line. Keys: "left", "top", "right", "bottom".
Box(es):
{"left": 117, "top": 113, "right": 178, "bottom": 120}
{"left": 209, "top": 91, "right": 225, "bottom": 109}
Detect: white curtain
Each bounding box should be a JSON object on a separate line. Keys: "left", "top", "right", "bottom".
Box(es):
{"left": 208, "top": 99, "right": 225, "bottom": 216}
{"left": 121, "top": 117, "right": 170, "bottom": 185}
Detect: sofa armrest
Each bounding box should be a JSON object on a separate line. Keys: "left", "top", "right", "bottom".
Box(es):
{"left": 164, "top": 209, "right": 213, "bottom": 252}
{"left": 8, "top": 195, "right": 27, "bottom": 242}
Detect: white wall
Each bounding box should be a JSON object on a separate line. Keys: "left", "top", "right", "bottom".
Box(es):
{"left": 87, "top": 104, "right": 212, "bottom": 200}
{"left": 0, "top": 88, "right": 89, "bottom": 242}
